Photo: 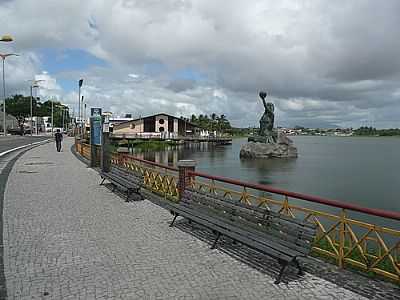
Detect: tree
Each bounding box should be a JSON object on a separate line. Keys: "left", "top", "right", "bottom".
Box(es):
{"left": 4, "top": 95, "right": 70, "bottom": 128}
{"left": 3, "top": 95, "right": 31, "bottom": 118}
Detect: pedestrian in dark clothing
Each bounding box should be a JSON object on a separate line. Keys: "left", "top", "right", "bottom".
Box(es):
{"left": 55, "top": 129, "right": 63, "bottom": 152}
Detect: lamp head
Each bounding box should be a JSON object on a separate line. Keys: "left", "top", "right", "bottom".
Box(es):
{"left": 0, "top": 35, "right": 13, "bottom": 42}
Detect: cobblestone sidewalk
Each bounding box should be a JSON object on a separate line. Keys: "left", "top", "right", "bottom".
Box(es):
{"left": 2, "top": 138, "right": 372, "bottom": 299}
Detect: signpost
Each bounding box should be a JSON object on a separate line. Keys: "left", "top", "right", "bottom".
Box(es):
{"left": 90, "top": 108, "right": 102, "bottom": 167}
{"left": 101, "top": 114, "right": 111, "bottom": 172}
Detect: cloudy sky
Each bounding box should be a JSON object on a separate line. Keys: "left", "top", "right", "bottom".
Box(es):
{"left": 1, "top": 0, "right": 400, "bottom": 128}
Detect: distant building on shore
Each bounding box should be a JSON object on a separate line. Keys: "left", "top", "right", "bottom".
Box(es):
{"left": 112, "top": 113, "right": 202, "bottom": 138}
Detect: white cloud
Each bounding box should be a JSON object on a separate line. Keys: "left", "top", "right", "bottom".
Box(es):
{"left": 1, "top": 0, "right": 400, "bottom": 127}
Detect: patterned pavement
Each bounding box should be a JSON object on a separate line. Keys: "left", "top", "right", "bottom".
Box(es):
{"left": 1, "top": 138, "right": 393, "bottom": 299}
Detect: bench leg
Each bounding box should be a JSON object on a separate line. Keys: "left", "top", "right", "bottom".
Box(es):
{"left": 211, "top": 232, "right": 221, "bottom": 250}
{"left": 294, "top": 259, "right": 304, "bottom": 276}
{"left": 138, "top": 188, "right": 144, "bottom": 200}
{"left": 274, "top": 261, "right": 288, "bottom": 284}
{"left": 126, "top": 190, "right": 131, "bottom": 202}
{"left": 169, "top": 214, "right": 178, "bottom": 227}
{"left": 100, "top": 178, "right": 105, "bottom": 185}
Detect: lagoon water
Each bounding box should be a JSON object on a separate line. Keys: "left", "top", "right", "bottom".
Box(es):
{"left": 137, "top": 136, "right": 400, "bottom": 228}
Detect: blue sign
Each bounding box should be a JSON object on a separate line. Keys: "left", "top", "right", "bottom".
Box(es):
{"left": 90, "top": 116, "right": 102, "bottom": 145}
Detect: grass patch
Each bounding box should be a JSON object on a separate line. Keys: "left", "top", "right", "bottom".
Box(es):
{"left": 111, "top": 139, "right": 180, "bottom": 151}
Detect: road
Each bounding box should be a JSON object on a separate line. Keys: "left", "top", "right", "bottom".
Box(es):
{"left": 0, "top": 135, "right": 50, "bottom": 154}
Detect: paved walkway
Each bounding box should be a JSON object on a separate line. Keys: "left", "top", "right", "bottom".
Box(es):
{"left": 1, "top": 138, "right": 375, "bottom": 299}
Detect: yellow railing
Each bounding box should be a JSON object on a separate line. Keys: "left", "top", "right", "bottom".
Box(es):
{"left": 81, "top": 143, "right": 91, "bottom": 160}
{"left": 75, "top": 140, "right": 99, "bottom": 163}
{"left": 111, "top": 153, "right": 179, "bottom": 201}
{"left": 77, "top": 141, "right": 400, "bottom": 283}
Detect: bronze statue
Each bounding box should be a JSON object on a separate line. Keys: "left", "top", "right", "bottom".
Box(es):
{"left": 258, "top": 91, "right": 276, "bottom": 143}
{"left": 242, "top": 90, "right": 298, "bottom": 158}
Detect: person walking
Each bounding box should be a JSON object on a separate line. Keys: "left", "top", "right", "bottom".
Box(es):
{"left": 55, "top": 129, "right": 63, "bottom": 152}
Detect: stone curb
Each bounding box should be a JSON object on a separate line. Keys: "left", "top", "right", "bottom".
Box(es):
{"left": 0, "top": 139, "right": 51, "bottom": 158}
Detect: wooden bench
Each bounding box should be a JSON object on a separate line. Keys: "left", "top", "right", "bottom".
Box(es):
{"left": 100, "top": 166, "right": 144, "bottom": 201}
{"left": 169, "top": 188, "right": 317, "bottom": 284}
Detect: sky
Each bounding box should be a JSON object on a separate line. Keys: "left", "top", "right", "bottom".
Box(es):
{"left": 1, "top": 0, "right": 400, "bottom": 128}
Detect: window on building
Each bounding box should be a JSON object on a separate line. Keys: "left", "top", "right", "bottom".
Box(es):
{"left": 130, "top": 123, "right": 135, "bottom": 129}
{"left": 159, "top": 126, "right": 165, "bottom": 132}
{"left": 159, "top": 118, "right": 165, "bottom": 124}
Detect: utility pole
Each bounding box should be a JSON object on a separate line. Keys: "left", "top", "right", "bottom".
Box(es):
{"left": 30, "top": 85, "right": 33, "bottom": 136}
{"left": 78, "top": 79, "right": 83, "bottom": 136}
{"left": 62, "top": 106, "right": 65, "bottom": 132}
{"left": 1, "top": 53, "right": 19, "bottom": 135}
{"left": 51, "top": 97, "right": 54, "bottom": 136}
{"left": 81, "top": 95, "right": 84, "bottom": 136}
{"left": 84, "top": 102, "right": 87, "bottom": 136}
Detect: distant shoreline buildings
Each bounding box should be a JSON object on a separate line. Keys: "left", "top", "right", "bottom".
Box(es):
{"left": 279, "top": 127, "right": 354, "bottom": 137}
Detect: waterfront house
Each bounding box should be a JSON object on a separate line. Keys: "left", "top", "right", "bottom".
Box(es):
{"left": 112, "top": 113, "right": 202, "bottom": 138}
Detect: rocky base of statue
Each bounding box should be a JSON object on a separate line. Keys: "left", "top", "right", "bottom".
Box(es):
{"left": 240, "top": 132, "right": 298, "bottom": 159}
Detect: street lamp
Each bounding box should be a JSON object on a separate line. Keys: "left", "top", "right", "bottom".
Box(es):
{"left": 1, "top": 53, "right": 19, "bottom": 135}
{"left": 0, "top": 35, "right": 13, "bottom": 42}
{"left": 78, "top": 79, "right": 83, "bottom": 136}
{"left": 62, "top": 106, "right": 68, "bottom": 132}
{"left": 81, "top": 95, "right": 84, "bottom": 136}
{"left": 28, "top": 79, "right": 44, "bottom": 136}
{"left": 51, "top": 96, "right": 55, "bottom": 136}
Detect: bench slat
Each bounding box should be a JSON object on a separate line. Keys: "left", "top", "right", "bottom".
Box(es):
{"left": 172, "top": 202, "right": 302, "bottom": 257}
{"left": 102, "top": 173, "right": 139, "bottom": 189}
{"left": 170, "top": 204, "right": 296, "bottom": 262}
{"left": 179, "top": 199, "right": 312, "bottom": 255}
{"left": 189, "top": 188, "right": 315, "bottom": 230}
{"left": 185, "top": 191, "right": 316, "bottom": 241}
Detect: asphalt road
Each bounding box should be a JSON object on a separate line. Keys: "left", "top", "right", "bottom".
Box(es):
{"left": 0, "top": 136, "right": 50, "bottom": 154}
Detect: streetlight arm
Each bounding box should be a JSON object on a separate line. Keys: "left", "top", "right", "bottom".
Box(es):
{"left": 0, "top": 53, "right": 19, "bottom": 59}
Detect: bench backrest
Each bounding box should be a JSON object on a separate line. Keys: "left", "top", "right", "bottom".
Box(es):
{"left": 181, "top": 188, "right": 317, "bottom": 255}
{"left": 110, "top": 166, "right": 144, "bottom": 184}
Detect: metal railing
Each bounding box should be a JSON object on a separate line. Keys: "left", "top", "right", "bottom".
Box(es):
{"left": 75, "top": 139, "right": 100, "bottom": 163}
{"left": 76, "top": 141, "right": 400, "bottom": 282}
{"left": 111, "top": 153, "right": 179, "bottom": 201}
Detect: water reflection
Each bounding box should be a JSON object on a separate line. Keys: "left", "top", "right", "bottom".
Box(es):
{"left": 240, "top": 158, "right": 298, "bottom": 185}
{"left": 130, "top": 142, "right": 227, "bottom": 167}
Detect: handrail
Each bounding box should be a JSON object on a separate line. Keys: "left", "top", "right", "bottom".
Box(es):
{"left": 120, "top": 154, "right": 179, "bottom": 172}
{"left": 188, "top": 170, "right": 400, "bottom": 221}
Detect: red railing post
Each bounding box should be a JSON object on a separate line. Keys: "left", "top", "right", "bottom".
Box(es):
{"left": 177, "top": 160, "right": 196, "bottom": 201}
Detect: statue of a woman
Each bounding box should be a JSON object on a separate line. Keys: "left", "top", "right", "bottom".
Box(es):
{"left": 259, "top": 91, "right": 275, "bottom": 140}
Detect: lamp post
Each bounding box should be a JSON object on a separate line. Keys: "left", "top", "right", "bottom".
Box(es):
{"left": 61, "top": 106, "right": 64, "bottom": 132}
{"left": 51, "top": 97, "right": 54, "bottom": 136}
{"left": 1, "top": 53, "right": 18, "bottom": 135}
{"left": 81, "top": 95, "right": 84, "bottom": 136}
{"left": 0, "top": 35, "right": 14, "bottom": 135}
{"left": 78, "top": 79, "right": 83, "bottom": 136}
{"left": 28, "top": 79, "right": 44, "bottom": 136}
{"left": 83, "top": 100, "right": 86, "bottom": 135}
